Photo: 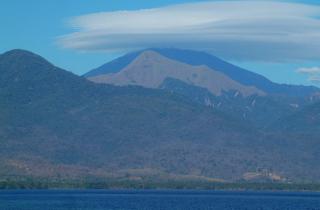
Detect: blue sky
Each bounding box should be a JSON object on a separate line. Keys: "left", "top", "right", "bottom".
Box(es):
{"left": 1, "top": 0, "right": 320, "bottom": 86}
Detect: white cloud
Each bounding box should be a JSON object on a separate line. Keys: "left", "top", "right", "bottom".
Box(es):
{"left": 297, "top": 67, "right": 320, "bottom": 84}
{"left": 309, "top": 76, "right": 320, "bottom": 84}
{"left": 58, "top": 1, "right": 320, "bottom": 62}
{"left": 297, "top": 67, "right": 320, "bottom": 74}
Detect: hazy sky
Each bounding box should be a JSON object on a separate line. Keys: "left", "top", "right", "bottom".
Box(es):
{"left": 1, "top": 0, "right": 320, "bottom": 86}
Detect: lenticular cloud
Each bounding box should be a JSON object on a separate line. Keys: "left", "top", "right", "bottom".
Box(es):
{"left": 58, "top": 1, "right": 320, "bottom": 62}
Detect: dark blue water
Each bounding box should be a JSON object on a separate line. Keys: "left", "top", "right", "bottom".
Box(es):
{"left": 1, "top": 190, "right": 320, "bottom": 210}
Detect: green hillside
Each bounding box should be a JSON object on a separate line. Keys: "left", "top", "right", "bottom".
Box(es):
{"left": 1, "top": 49, "right": 320, "bottom": 185}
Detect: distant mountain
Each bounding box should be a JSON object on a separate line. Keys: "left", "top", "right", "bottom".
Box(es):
{"left": 1, "top": 49, "right": 320, "bottom": 184}
{"left": 85, "top": 49, "right": 319, "bottom": 128}
{"left": 85, "top": 48, "right": 319, "bottom": 97}
{"left": 88, "top": 50, "right": 264, "bottom": 97}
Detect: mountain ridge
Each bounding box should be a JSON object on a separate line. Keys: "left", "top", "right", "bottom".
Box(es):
{"left": 85, "top": 48, "right": 319, "bottom": 128}
{"left": 84, "top": 48, "right": 319, "bottom": 97}
{"left": 0, "top": 49, "right": 267, "bottom": 182}
{"left": 88, "top": 50, "right": 265, "bottom": 97}
{"left": 1, "top": 49, "right": 320, "bottom": 183}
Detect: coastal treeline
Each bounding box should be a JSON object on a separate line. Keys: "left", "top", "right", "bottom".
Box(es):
{"left": 1, "top": 177, "right": 320, "bottom": 191}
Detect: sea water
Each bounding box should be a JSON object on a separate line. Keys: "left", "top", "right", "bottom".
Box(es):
{"left": 1, "top": 190, "right": 320, "bottom": 210}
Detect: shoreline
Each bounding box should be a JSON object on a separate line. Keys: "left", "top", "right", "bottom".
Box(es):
{"left": 1, "top": 179, "right": 320, "bottom": 192}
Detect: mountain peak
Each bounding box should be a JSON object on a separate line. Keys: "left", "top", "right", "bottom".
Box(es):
{"left": 1, "top": 49, "right": 53, "bottom": 67}
{"left": 88, "top": 48, "right": 264, "bottom": 97}
{"left": 0, "top": 49, "right": 57, "bottom": 74}
{"left": 3, "top": 49, "right": 37, "bottom": 55}
{"left": 2, "top": 49, "right": 43, "bottom": 59}
{"left": 85, "top": 48, "right": 319, "bottom": 96}
{"left": 0, "top": 49, "right": 81, "bottom": 90}
{"left": 131, "top": 50, "right": 174, "bottom": 65}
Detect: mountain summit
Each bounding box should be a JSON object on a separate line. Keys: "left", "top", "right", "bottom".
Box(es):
{"left": 88, "top": 50, "right": 265, "bottom": 97}
{"left": 85, "top": 48, "right": 320, "bottom": 128}
{"left": 85, "top": 48, "right": 319, "bottom": 97}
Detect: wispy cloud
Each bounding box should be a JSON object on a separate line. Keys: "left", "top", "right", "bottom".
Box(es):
{"left": 58, "top": 1, "right": 320, "bottom": 62}
{"left": 297, "top": 67, "right": 320, "bottom": 74}
{"left": 309, "top": 76, "right": 320, "bottom": 84}
{"left": 297, "top": 67, "right": 320, "bottom": 84}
